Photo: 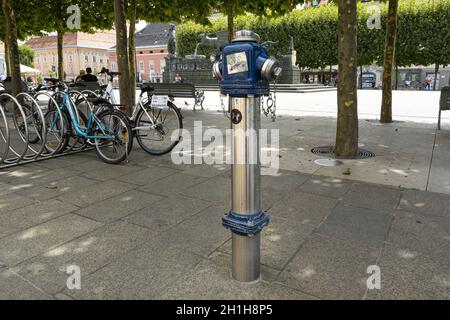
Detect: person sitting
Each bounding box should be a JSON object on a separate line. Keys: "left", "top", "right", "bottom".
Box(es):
{"left": 81, "top": 67, "right": 98, "bottom": 82}
{"left": 75, "top": 70, "right": 86, "bottom": 83}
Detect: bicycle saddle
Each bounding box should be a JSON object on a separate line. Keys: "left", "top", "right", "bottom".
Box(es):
{"left": 44, "top": 77, "right": 60, "bottom": 83}
{"left": 87, "top": 97, "right": 111, "bottom": 105}
{"left": 139, "top": 83, "right": 154, "bottom": 93}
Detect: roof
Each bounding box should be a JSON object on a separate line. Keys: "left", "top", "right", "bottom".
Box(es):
{"left": 109, "top": 23, "right": 173, "bottom": 50}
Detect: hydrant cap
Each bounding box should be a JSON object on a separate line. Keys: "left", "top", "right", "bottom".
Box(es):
{"left": 232, "top": 30, "right": 261, "bottom": 43}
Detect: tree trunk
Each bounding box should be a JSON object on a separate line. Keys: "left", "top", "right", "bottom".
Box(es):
{"left": 128, "top": 0, "right": 136, "bottom": 105}
{"left": 4, "top": 39, "right": 10, "bottom": 76}
{"left": 380, "top": 0, "right": 399, "bottom": 123}
{"left": 55, "top": 0, "right": 64, "bottom": 82}
{"left": 2, "top": 0, "right": 21, "bottom": 95}
{"left": 433, "top": 63, "right": 439, "bottom": 91}
{"left": 57, "top": 28, "right": 64, "bottom": 81}
{"left": 394, "top": 63, "right": 398, "bottom": 90}
{"left": 335, "top": 0, "right": 359, "bottom": 158}
{"left": 114, "top": 0, "right": 133, "bottom": 117}
{"left": 227, "top": 0, "right": 235, "bottom": 43}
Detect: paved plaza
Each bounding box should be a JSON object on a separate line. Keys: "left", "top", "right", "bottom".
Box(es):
{"left": 0, "top": 90, "right": 449, "bottom": 299}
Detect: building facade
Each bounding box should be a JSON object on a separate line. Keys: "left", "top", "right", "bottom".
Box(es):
{"left": 26, "top": 30, "right": 116, "bottom": 80}
{"left": 108, "top": 23, "right": 172, "bottom": 82}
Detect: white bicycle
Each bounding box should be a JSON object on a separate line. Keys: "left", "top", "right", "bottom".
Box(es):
{"left": 94, "top": 70, "right": 183, "bottom": 156}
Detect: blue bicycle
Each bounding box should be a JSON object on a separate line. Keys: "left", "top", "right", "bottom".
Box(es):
{"left": 43, "top": 78, "right": 133, "bottom": 164}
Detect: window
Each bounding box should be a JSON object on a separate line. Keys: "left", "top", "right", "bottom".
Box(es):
{"left": 149, "top": 60, "right": 155, "bottom": 79}
{"left": 160, "top": 50, "right": 164, "bottom": 53}
{"left": 111, "top": 62, "right": 116, "bottom": 71}
{"left": 69, "top": 55, "right": 73, "bottom": 63}
{"left": 85, "top": 55, "right": 89, "bottom": 62}
{"left": 93, "top": 55, "right": 96, "bottom": 63}
{"left": 150, "top": 51, "right": 153, "bottom": 54}
{"left": 160, "top": 59, "right": 166, "bottom": 71}
{"left": 52, "top": 56, "right": 55, "bottom": 64}
{"left": 139, "top": 61, "right": 145, "bottom": 72}
{"left": 139, "top": 51, "right": 143, "bottom": 54}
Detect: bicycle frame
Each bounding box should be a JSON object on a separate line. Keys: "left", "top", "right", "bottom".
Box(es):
{"left": 50, "top": 91, "right": 111, "bottom": 140}
{"left": 102, "top": 75, "right": 160, "bottom": 131}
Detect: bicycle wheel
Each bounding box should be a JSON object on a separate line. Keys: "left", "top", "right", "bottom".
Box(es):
{"left": 92, "top": 109, "right": 133, "bottom": 164}
{"left": 43, "top": 109, "right": 69, "bottom": 154}
{"left": 135, "top": 101, "right": 183, "bottom": 155}
{"left": 65, "top": 108, "right": 89, "bottom": 152}
{"left": 14, "top": 102, "right": 41, "bottom": 144}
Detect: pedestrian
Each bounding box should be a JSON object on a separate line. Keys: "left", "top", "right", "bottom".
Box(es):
{"left": 75, "top": 70, "right": 86, "bottom": 83}
{"left": 81, "top": 67, "right": 98, "bottom": 82}
{"left": 174, "top": 73, "right": 183, "bottom": 83}
{"left": 425, "top": 75, "right": 433, "bottom": 91}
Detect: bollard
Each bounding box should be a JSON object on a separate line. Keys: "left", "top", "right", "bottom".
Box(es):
{"left": 213, "top": 30, "right": 282, "bottom": 282}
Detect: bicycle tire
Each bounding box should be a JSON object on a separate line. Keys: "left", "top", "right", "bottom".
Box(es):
{"left": 135, "top": 101, "right": 183, "bottom": 156}
{"left": 43, "top": 109, "right": 70, "bottom": 154}
{"left": 93, "top": 109, "right": 133, "bottom": 164}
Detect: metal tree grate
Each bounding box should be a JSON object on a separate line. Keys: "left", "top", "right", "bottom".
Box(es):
{"left": 311, "top": 146, "right": 375, "bottom": 160}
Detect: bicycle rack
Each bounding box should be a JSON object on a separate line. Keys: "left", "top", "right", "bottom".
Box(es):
{"left": 0, "top": 90, "right": 95, "bottom": 169}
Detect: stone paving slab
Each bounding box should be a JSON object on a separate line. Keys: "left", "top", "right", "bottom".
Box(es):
{"left": 269, "top": 190, "right": 338, "bottom": 226}
{"left": 0, "top": 192, "right": 36, "bottom": 213}
{"left": 365, "top": 244, "right": 449, "bottom": 300}
{"left": 278, "top": 234, "right": 380, "bottom": 300}
{"left": 0, "top": 268, "right": 53, "bottom": 300}
{"left": 160, "top": 257, "right": 268, "bottom": 300}
{"left": 342, "top": 182, "right": 402, "bottom": 212}
{"left": 125, "top": 195, "right": 211, "bottom": 232}
{"left": 55, "top": 180, "right": 137, "bottom": 208}
{"left": 75, "top": 190, "right": 162, "bottom": 223}
{"left": 0, "top": 214, "right": 103, "bottom": 266}
{"left": 316, "top": 204, "right": 393, "bottom": 249}
{"left": 15, "top": 175, "right": 98, "bottom": 201}
{"left": 64, "top": 239, "right": 204, "bottom": 300}
{"left": 139, "top": 172, "right": 209, "bottom": 196}
{"left": 386, "top": 210, "right": 450, "bottom": 258}
{"left": 10, "top": 221, "right": 156, "bottom": 295}
{"left": 0, "top": 199, "right": 78, "bottom": 238}
{"left": 115, "top": 166, "right": 180, "bottom": 186}
{"left": 398, "top": 189, "right": 450, "bottom": 218}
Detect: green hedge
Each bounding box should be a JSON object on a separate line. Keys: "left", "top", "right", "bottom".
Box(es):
{"left": 176, "top": 0, "right": 450, "bottom": 69}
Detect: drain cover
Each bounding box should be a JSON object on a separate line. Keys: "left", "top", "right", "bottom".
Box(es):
{"left": 314, "top": 159, "right": 344, "bottom": 167}
{"left": 311, "top": 146, "right": 375, "bottom": 160}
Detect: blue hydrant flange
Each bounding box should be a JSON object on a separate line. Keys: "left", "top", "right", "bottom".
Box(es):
{"left": 222, "top": 210, "right": 270, "bottom": 236}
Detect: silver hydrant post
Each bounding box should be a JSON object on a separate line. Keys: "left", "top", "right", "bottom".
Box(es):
{"left": 231, "top": 96, "right": 261, "bottom": 282}
{"left": 213, "top": 30, "right": 281, "bottom": 283}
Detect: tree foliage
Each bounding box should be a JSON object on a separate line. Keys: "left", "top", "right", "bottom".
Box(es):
{"left": 18, "top": 44, "right": 34, "bottom": 67}
{"left": 176, "top": 0, "right": 450, "bottom": 69}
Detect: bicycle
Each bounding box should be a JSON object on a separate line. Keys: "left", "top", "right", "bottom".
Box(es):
{"left": 42, "top": 77, "right": 133, "bottom": 164}
{"left": 94, "top": 70, "right": 183, "bottom": 156}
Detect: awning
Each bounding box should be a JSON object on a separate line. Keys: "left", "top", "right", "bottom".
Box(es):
{"left": 20, "top": 64, "right": 42, "bottom": 74}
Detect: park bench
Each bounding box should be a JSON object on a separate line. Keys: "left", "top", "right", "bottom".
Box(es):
{"left": 438, "top": 86, "right": 450, "bottom": 130}
{"left": 70, "top": 81, "right": 102, "bottom": 96}
{"left": 142, "top": 82, "right": 205, "bottom": 111}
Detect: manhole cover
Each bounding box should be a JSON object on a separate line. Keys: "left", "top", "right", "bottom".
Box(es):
{"left": 314, "top": 159, "right": 344, "bottom": 167}
{"left": 311, "top": 146, "right": 375, "bottom": 160}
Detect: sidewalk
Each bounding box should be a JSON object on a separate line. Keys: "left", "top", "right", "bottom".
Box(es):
{"left": 0, "top": 106, "right": 449, "bottom": 300}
